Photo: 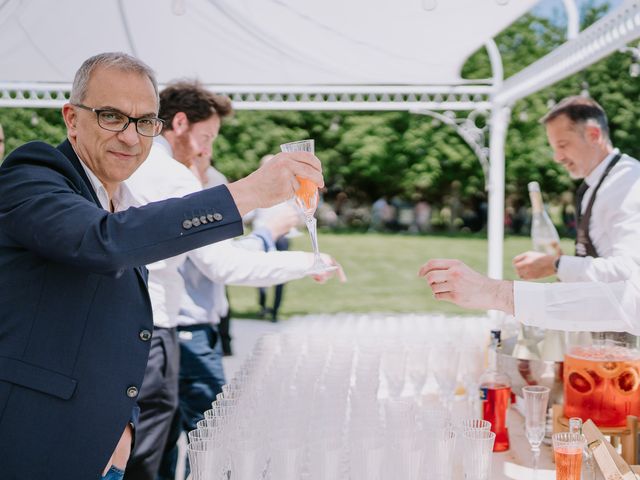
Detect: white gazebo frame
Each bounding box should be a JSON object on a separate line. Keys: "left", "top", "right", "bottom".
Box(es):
{"left": 1, "top": 0, "right": 639, "bottom": 289}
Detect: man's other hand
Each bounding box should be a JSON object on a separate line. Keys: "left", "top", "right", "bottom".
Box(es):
{"left": 513, "top": 251, "right": 558, "bottom": 280}
{"left": 310, "top": 254, "right": 347, "bottom": 284}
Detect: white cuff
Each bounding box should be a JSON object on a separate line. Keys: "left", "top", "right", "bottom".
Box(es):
{"left": 556, "top": 254, "right": 584, "bottom": 282}
{"left": 513, "top": 281, "right": 547, "bottom": 328}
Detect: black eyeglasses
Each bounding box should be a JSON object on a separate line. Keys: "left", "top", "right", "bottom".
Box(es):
{"left": 72, "top": 103, "right": 164, "bottom": 137}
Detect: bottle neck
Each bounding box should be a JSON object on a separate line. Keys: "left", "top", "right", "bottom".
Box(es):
{"left": 488, "top": 339, "right": 500, "bottom": 371}
{"left": 529, "top": 190, "right": 544, "bottom": 214}
{"left": 569, "top": 417, "right": 583, "bottom": 434}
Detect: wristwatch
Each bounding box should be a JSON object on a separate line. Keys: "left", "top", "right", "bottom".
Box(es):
{"left": 553, "top": 256, "right": 561, "bottom": 273}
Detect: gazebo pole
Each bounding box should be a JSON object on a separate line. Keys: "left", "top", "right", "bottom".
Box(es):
{"left": 487, "top": 104, "right": 511, "bottom": 281}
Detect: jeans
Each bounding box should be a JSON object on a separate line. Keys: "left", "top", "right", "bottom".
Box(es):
{"left": 102, "top": 466, "right": 125, "bottom": 480}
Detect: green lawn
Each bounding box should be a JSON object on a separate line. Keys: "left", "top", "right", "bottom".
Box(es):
{"left": 228, "top": 233, "right": 574, "bottom": 318}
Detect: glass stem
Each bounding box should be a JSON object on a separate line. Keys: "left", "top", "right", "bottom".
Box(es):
{"left": 532, "top": 447, "right": 540, "bottom": 478}
{"left": 304, "top": 215, "right": 321, "bottom": 257}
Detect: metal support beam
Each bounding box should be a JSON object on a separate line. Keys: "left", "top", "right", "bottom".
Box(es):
{"left": 495, "top": 0, "right": 640, "bottom": 106}
{"left": 487, "top": 104, "right": 511, "bottom": 281}
{"left": 411, "top": 109, "right": 490, "bottom": 188}
{"left": 0, "top": 83, "right": 494, "bottom": 110}
{"left": 562, "top": 0, "right": 580, "bottom": 40}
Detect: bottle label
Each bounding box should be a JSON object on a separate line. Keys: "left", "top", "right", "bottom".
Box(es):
{"left": 479, "top": 387, "right": 488, "bottom": 401}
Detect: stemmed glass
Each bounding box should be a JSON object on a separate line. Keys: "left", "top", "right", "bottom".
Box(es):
{"left": 431, "top": 346, "right": 460, "bottom": 414}
{"left": 381, "top": 343, "right": 407, "bottom": 398}
{"left": 280, "top": 139, "right": 337, "bottom": 274}
{"left": 459, "top": 345, "right": 484, "bottom": 417}
{"left": 522, "top": 385, "right": 550, "bottom": 478}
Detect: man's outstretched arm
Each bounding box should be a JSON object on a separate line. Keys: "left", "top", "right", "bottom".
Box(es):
{"left": 419, "top": 258, "right": 640, "bottom": 334}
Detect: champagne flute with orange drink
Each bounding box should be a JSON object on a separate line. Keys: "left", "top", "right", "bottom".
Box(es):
{"left": 280, "top": 140, "right": 337, "bottom": 274}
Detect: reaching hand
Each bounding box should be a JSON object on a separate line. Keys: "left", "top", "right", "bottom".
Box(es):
{"left": 310, "top": 254, "right": 347, "bottom": 284}
{"left": 512, "top": 251, "right": 558, "bottom": 280}
{"left": 418, "top": 258, "right": 514, "bottom": 314}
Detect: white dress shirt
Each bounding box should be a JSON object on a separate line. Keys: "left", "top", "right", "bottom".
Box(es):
{"left": 514, "top": 273, "right": 640, "bottom": 335}
{"left": 557, "top": 149, "right": 640, "bottom": 282}
{"left": 125, "top": 138, "right": 311, "bottom": 328}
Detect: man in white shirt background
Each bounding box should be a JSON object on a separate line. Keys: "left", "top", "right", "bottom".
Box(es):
{"left": 124, "top": 80, "right": 343, "bottom": 480}
{"left": 420, "top": 96, "right": 640, "bottom": 335}
{"left": 512, "top": 96, "right": 640, "bottom": 283}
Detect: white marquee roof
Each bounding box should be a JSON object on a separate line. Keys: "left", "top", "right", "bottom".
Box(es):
{"left": 0, "top": 0, "right": 538, "bottom": 86}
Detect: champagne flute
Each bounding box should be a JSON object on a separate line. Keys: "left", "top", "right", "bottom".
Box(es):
{"left": 522, "top": 385, "right": 550, "bottom": 478}
{"left": 280, "top": 139, "right": 337, "bottom": 274}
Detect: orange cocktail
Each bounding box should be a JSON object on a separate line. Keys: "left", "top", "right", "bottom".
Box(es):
{"left": 295, "top": 177, "right": 318, "bottom": 213}
{"left": 564, "top": 342, "right": 640, "bottom": 427}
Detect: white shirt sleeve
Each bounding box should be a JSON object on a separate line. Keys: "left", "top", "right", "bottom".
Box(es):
{"left": 187, "top": 239, "right": 312, "bottom": 287}
{"left": 514, "top": 272, "right": 640, "bottom": 334}
{"left": 557, "top": 164, "right": 640, "bottom": 283}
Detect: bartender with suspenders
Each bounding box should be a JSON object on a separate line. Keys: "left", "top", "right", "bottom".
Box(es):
{"left": 511, "top": 96, "right": 640, "bottom": 340}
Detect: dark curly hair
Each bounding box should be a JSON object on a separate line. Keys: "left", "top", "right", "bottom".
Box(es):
{"left": 159, "top": 80, "right": 233, "bottom": 130}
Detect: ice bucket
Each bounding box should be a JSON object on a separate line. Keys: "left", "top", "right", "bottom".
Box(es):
{"left": 499, "top": 334, "right": 564, "bottom": 406}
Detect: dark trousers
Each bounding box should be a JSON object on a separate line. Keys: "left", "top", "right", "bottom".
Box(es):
{"left": 158, "top": 324, "right": 226, "bottom": 480}
{"left": 218, "top": 296, "right": 232, "bottom": 356}
{"left": 124, "top": 327, "right": 180, "bottom": 480}
{"left": 258, "top": 236, "right": 289, "bottom": 321}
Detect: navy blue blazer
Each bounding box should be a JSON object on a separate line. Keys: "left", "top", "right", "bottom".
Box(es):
{"left": 0, "top": 140, "right": 243, "bottom": 479}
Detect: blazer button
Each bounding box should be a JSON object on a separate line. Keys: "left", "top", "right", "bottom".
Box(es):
{"left": 182, "top": 219, "right": 193, "bottom": 230}
{"left": 206, "top": 214, "right": 214, "bottom": 222}
{"left": 127, "top": 386, "right": 139, "bottom": 398}
{"left": 192, "top": 217, "right": 201, "bottom": 227}
{"left": 200, "top": 215, "right": 208, "bottom": 224}
{"left": 213, "top": 213, "right": 223, "bottom": 221}
{"left": 139, "top": 329, "right": 152, "bottom": 341}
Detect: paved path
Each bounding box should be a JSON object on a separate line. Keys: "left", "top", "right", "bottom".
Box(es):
{"left": 222, "top": 318, "right": 284, "bottom": 380}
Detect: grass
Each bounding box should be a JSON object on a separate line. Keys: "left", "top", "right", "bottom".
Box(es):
{"left": 228, "top": 233, "right": 574, "bottom": 318}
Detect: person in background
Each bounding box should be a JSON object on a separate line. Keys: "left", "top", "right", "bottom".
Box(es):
{"left": 124, "top": 80, "right": 344, "bottom": 480}
{"left": 158, "top": 152, "right": 311, "bottom": 479}
{"left": 192, "top": 155, "right": 235, "bottom": 355}
{"left": 513, "top": 96, "right": 640, "bottom": 282}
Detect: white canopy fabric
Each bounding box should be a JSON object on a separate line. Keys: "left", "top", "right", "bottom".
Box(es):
{"left": 0, "top": 0, "right": 538, "bottom": 86}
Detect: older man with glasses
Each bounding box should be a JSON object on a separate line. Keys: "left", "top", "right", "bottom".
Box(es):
{"left": 0, "top": 52, "right": 323, "bottom": 480}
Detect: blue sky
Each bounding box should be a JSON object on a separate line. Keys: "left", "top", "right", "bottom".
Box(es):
{"left": 533, "top": 0, "right": 622, "bottom": 20}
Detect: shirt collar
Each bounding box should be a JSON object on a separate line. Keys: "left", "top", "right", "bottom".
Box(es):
{"left": 584, "top": 148, "right": 620, "bottom": 187}
{"left": 73, "top": 145, "right": 139, "bottom": 212}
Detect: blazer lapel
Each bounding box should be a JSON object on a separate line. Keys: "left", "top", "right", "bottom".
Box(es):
{"left": 57, "top": 140, "right": 149, "bottom": 288}
{"left": 57, "top": 139, "right": 102, "bottom": 208}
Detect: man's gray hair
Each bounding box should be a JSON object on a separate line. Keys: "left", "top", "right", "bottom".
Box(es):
{"left": 70, "top": 52, "right": 159, "bottom": 105}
